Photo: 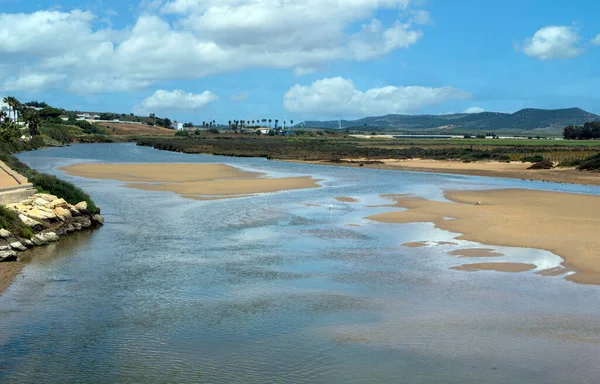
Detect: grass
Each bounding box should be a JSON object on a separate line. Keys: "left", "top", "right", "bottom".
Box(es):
{"left": 0, "top": 206, "right": 34, "bottom": 238}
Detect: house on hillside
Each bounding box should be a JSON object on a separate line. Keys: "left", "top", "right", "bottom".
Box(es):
{"left": 171, "top": 121, "right": 184, "bottom": 130}
{"left": 0, "top": 97, "right": 19, "bottom": 121}
{"left": 76, "top": 113, "right": 101, "bottom": 121}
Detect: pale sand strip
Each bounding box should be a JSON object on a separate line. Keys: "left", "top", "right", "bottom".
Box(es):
{"left": 335, "top": 196, "right": 358, "bottom": 203}
{"left": 61, "top": 163, "right": 321, "bottom": 198}
{"left": 451, "top": 263, "right": 537, "bottom": 273}
{"left": 367, "top": 189, "right": 600, "bottom": 285}
{"left": 402, "top": 241, "right": 429, "bottom": 248}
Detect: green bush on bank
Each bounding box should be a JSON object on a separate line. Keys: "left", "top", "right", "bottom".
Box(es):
{"left": 0, "top": 206, "right": 34, "bottom": 238}
{"left": 577, "top": 153, "right": 600, "bottom": 171}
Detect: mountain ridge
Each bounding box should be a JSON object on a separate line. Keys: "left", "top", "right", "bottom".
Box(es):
{"left": 302, "top": 107, "right": 600, "bottom": 131}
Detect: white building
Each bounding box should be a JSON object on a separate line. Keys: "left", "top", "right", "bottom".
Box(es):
{"left": 0, "top": 97, "right": 19, "bottom": 122}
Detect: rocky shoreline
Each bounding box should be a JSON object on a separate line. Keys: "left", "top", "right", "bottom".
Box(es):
{"left": 1, "top": 193, "right": 103, "bottom": 262}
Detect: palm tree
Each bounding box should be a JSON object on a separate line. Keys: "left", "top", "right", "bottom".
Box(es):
{"left": 0, "top": 110, "right": 7, "bottom": 123}
{"left": 228, "top": 120, "right": 232, "bottom": 130}
{"left": 212, "top": 120, "right": 216, "bottom": 128}
{"left": 268, "top": 119, "right": 272, "bottom": 128}
{"left": 290, "top": 120, "right": 294, "bottom": 127}
{"left": 275, "top": 119, "right": 279, "bottom": 129}
{"left": 23, "top": 109, "right": 40, "bottom": 137}
{"left": 3, "top": 96, "right": 21, "bottom": 122}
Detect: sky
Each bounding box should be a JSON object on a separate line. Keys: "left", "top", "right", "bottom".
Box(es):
{"left": 1, "top": 0, "right": 599, "bottom": 124}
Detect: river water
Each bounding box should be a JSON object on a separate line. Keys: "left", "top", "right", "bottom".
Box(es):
{"left": 1, "top": 143, "right": 600, "bottom": 383}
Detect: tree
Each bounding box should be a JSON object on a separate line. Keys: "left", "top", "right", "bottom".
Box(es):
{"left": 3, "top": 96, "right": 21, "bottom": 122}
{"left": 228, "top": 120, "right": 232, "bottom": 130}
{"left": 290, "top": 120, "right": 294, "bottom": 128}
{"left": 275, "top": 119, "right": 279, "bottom": 128}
{"left": 0, "top": 110, "right": 8, "bottom": 123}
{"left": 23, "top": 109, "right": 41, "bottom": 137}
{"left": 38, "top": 107, "right": 63, "bottom": 119}
{"left": 268, "top": 119, "right": 272, "bottom": 128}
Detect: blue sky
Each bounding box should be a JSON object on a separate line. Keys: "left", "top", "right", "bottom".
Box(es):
{"left": 1, "top": 0, "right": 599, "bottom": 123}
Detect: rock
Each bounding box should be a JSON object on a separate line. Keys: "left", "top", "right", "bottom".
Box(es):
{"left": 32, "top": 234, "right": 47, "bottom": 246}
{"left": 0, "top": 250, "right": 17, "bottom": 262}
{"left": 19, "top": 214, "right": 43, "bottom": 231}
{"left": 48, "top": 198, "right": 68, "bottom": 209}
{"left": 54, "top": 206, "right": 72, "bottom": 221}
{"left": 65, "top": 224, "right": 76, "bottom": 233}
{"left": 43, "top": 232, "right": 59, "bottom": 242}
{"left": 32, "top": 197, "right": 50, "bottom": 207}
{"left": 0, "top": 229, "right": 12, "bottom": 238}
{"left": 75, "top": 201, "right": 88, "bottom": 212}
{"left": 73, "top": 223, "right": 82, "bottom": 230}
{"left": 10, "top": 241, "right": 27, "bottom": 252}
{"left": 0, "top": 244, "right": 11, "bottom": 251}
{"left": 79, "top": 218, "right": 92, "bottom": 228}
{"left": 24, "top": 239, "right": 34, "bottom": 248}
{"left": 92, "top": 214, "right": 104, "bottom": 225}
{"left": 36, "top": 193, "right": 59, "bottom": 202}
{"left": 6, "top": 203, "right": 29, "bottom": 213}
{"left": 68, "top": 205, "right": 81, "bottom": 216}
{"left": 24, "top": 206, "right": 57, "bottom": 221}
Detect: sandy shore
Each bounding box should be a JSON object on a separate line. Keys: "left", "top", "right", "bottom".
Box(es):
{"left": 62, "top": 163, "right": 321, "bottom": 198}
{"left": 367, "top": 189, "right": 600, "bottom": 285}
{"left": 294, "top": 159, "right": 600, "bottom": 186}
{"left": 0, "top": 262, "right": 23, "bottom": 295}
{"left": 336, "top": 196, "right": 358, "bottom": 203}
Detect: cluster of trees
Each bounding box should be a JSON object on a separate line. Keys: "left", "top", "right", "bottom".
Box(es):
{"left": 224, "top": 119, "right": 294, "bottom": 132}
{"left": 1, "top": 96, "right": 41, "bottom": 139}
{"left": 563, "top": 122, "right": 600, "bottom": 140}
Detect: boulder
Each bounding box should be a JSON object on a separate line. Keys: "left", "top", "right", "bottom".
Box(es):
{"left": 75, "top": 201, "right": 88, "bottom": 212}
{"left": 73, "top": 223, "right": 82, "bottom": 231}
{"left": 23, "top": 239, "right": 34, "bottom": 248}
{"left": 0, "top": 229, "right": 12, "bottom": 239}
{"left": 24, "top": 206, "right": 57, "bottom": 221}
{"left": 48, "top": 198, "right": 68, "bottom": 209}
{"left": 36, "top": 193, "right": 59, "bottom": 202}
{"left": 68, "top": 205, "right": 81, "bottom": 217}
{"left": 32, "top": 234, "right": 47, "bottom": 246}
{"left": 54, "top": 206, "right": 72, "bottom": 221}
{"left": 92, "top": 214, "right": 104, "bottom": 225}
{"left": 65, "top": 224, "right": 76, "bottom": 233}
{"left": 19, "top": 214, "right": 43, "bottom": 231}
{"left": 44, "top": 232, "right": 59, "bottom": 242}
{"left": 32, "top": 197, "right": 51, "bottom": 207}
{"left": 10, "top": 241, "right": 27, "bottom": 252}
{"left": 79, "top": 218, "right": 92, "bottom": 228}
{"left": 0, "top": 250, "right": 17, "bottom": 262}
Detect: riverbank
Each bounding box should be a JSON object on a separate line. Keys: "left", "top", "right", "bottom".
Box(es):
{"left": 292, "top": 159, "right": 600, "bottom": 186}
{"left": 62, "top": 163, "right": 321, "bottom": 198}
{"left": 367, "top": 189, "right": 600, "bottom": 285}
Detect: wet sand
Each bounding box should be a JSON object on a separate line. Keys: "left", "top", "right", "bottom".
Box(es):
{"left": 367, "top": 189, "right": 600, "bottom": 285}
{"left": 335, "top": 197, "right": 358, "bottom": 203}
{"left": 449, "top": 248, "right": 504, "bottom": 257}
{"left": 451, "top": 263, "right": 537, "bottom": 273}
{"left": 295, "top": 159, "right": 600, "bottom": 186}
{"left": 402, "top": 241, "right": 429, "bottom": 248}
{"left": 0, "top": 262, "right": 23, "bottom": 295}
{"left": 62, "top": 163, "right": 321, "bottom": 198}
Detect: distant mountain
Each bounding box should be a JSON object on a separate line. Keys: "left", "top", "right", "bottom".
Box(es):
{"left": 302, "top": 108, "right": 600, "bottom": 131}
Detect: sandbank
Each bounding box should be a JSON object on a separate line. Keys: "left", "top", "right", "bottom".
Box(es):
{"left": 0, "top": 262, "right": 23, "bottom": 295}
{"left": 62, "top": 163, "right": 320, "bottom": 199}
{"left": 449, "top": 248, "right": 504, "bottom": 257}
{"left": 294, "top": 159, "right": 600, "bottom": 186}
{"left": 367, "top": 189, "right": 600, "bottom": 285}
{"left": 402, "top": 241, "right": 429, "bottom": 248}
{"left": 335, "top": 197, "right": 358, "bottom": 203}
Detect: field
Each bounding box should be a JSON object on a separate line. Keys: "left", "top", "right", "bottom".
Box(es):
{"left": 100, "top": 122, "right": 176, "bottom": 137}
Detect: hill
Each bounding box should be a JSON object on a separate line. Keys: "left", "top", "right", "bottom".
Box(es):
{"left": 303, "top": 108, "right": 600, "bottom": 132}
{"left": 99, "top": 122, "right": 176, "bottom": 136}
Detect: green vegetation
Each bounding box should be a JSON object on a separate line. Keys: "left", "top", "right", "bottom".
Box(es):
{"left": 577, "top": 153, "right": 600, "bottom": 171}
{"left": 0, "top": 206, "right": 33, "bottom": 239}
{"left": 563, "top": 122, "right": 600, "bottom": 140}
{"left": 175, "top": 130, "right": 189, "bottom": 137}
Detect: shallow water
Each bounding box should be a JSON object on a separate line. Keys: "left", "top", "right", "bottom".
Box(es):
{"left": 1, "top": 143, "right": 600, "bottom": 383}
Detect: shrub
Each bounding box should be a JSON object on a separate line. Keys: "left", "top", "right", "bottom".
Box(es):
{"left": 521, "top": 155, "right": 544, "bottom": 163}
{"left": 29, "top": 173, "right": 99, "bottom": 214}
{"left": 0, "top": 206, "right": 31, "bottom": 237}
{"left": 175, "top": 130, "right": 189, "bottom": 137}
{"left": 577, "top": 153, "right": 600, "bottom": 171}
{"left": 528, "top": 159, "right": 553, "bottom": 169}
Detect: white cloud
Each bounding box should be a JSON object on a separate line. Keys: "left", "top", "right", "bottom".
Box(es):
{"left": 134, "top": 89, "right": 219, "bottom": 113}
{"left": 230, "top": 92, "right": 249, "bottom": 101}
{"left": 592, "top": 34, "right": 600, "bottom": 45}
{"left": 0, "top": 1, "right": 430, "bottom": 93}
{"left": 1, "top": 73, "right": 66, "bottom": 92}
{"left": 519, "top": 25, "right": 582, "bottom": 60}
{"left": 463, "top": 107, "right": 485, "bottom": 114}
{"left": 283, "top": 77, "right": 471, "bottom": 117}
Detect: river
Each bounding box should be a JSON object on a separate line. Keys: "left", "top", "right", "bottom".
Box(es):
{"left": 1, "top": 143, "right": 599, "bottom": 383}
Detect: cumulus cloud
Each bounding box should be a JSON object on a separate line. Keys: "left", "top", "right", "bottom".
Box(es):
{"left": 519, "top": 25, "right": 582, "bottom": 60}
{"left": 592, "top": 34, "right": 600, "bottom": 45}
{"left": 0, "top": 1, "right": 430, "bottom": 93}
{"left": 283, "top": 77, "right": 471, "bottom": 117}
{"left": 134, "top": 89, "right": 219, "bottom": 113}
{"left": 230, "top": 92, "right": 249, "bottom": 101}
{"left": 463, "top": 107, "right": 485, "bottom": 114}
{"left": 1, "top": 73, "right": 66, "bottom": 92}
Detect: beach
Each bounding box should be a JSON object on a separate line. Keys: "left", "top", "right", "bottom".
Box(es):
{"left": 368, "top": 188, "right": 600, "bottom": 285}
{"left": 296, "top": 158, "right": 600, "bottom": 186}
{"left": 62, "top": 163, "right": 321, "bottom": 198}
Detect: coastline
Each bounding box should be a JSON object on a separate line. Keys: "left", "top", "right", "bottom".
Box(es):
{"left": 367, "top": 189, "right": 600, "bottom": 285}
{"left": 288, "top": 158, "right": 600, "bottom": 186}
